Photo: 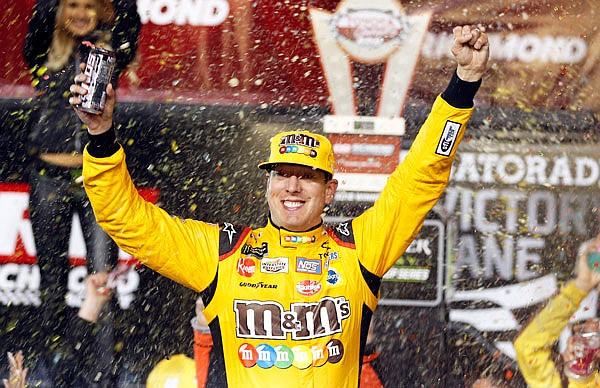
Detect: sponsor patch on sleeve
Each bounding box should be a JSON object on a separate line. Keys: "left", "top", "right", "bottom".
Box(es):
{"left": 435, "top": 120, "right": 461, "bottom": 157}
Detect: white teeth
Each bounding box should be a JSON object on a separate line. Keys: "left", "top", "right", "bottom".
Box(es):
{"left": 284, "top": 200, "right": 303, "bottom": 209}
{"left": 71, "top": 19, "right": 89, "bottom": 28}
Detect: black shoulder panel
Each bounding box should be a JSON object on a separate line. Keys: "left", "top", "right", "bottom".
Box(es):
{"left": 327, "top": 220, "right": 356, "bottom": 248}
{"left": 206, "top": 317, "right": 228, "bottom": 387}
{"left": 218, "top": 222, "right": 251, "bottom": 260}
{"left": 359, "top": 262, "right": 382, "bottom": 299}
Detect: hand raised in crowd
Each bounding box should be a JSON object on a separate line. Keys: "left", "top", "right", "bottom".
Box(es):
{"left": 78, "top": 271, "right": 114, "bottom": 323}
{"left": 562, "top": 328, "right": 600, "bottom": 369}
{"left": 573, "top": 238, "right": 600, "bottom": 293}
{"left": 2, "top": 351, "right": 27, "bottom": 388}
{"left": 452, "top": 25, "right": 490, "bottom": 82}
{"left": 195, "top": 297, "right": 210, "bottom": 329}
{"left": 69, "top": 65, "right": 115, "bottom": 135}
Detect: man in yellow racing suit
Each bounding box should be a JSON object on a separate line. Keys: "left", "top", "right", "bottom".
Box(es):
{"left": 515, "top": 238, "right": 600, "bottom": 387}
{"left": 70, "top": 25, "right": 489, "bottom": 387}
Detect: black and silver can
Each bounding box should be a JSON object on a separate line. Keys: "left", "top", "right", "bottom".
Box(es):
{"left": 78, "top": 47, "right": 116, "bottom": 114}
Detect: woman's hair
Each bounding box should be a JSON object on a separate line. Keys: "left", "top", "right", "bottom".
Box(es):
{"left": 46, "top": 0, "right": 114, "bottom": 70}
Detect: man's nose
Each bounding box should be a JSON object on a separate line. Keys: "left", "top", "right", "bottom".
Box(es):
{"left": 286, "top": 175, "right": 302, "bottom": 192}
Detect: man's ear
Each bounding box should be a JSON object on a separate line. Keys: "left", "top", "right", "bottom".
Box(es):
{"left": 325, "top": 179, "right": 338, "bottom": 204}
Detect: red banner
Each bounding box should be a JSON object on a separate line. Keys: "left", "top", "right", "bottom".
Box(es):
{"left": 1, "top": 1, "right": 599, "bottom": 112}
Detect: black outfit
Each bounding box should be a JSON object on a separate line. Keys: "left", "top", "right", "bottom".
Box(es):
{"left": 22, "top": 0, "right": 140, "bottom": 386}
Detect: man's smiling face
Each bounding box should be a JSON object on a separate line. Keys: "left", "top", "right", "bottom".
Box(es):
{"left": 266, "top": 164, "right": 337, "bottom": 232}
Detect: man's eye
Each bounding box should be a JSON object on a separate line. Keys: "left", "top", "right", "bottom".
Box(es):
{"left": 273, "top": 171, "right": 290, "bottom": 178}
{"left": 272, "top": 171, "right": 318, "bottom": 181}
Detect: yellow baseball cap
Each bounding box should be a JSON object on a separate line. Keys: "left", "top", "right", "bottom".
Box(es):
{"left": 146, "top": 354, "right": 196, "bottom": 388}
{"left": 258, "top": 130, "right": 335, "bottom": 175}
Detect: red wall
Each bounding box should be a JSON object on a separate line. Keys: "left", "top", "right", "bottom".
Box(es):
{"left": 2, "top": 1, "right": 600, "bottom": 111}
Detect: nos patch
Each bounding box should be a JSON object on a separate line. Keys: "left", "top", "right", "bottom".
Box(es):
{"left": 435, "top": 120, "right": 461, "bottom": 157}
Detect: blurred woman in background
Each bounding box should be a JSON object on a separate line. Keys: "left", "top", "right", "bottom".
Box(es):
{"left": 22, "top": 0, "right": 140, "bottom": 386}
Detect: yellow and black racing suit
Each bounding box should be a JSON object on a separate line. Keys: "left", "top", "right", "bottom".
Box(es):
{"left": 82, "top": 72, "right": 479, "bottom": 387}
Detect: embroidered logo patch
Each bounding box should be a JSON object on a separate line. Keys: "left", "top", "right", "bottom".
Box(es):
{"left": 327, "top": 268, "right": 341, "bottom": 285}
{"left": 296, "top": 258, "right": 322, "bottom": 274}
{"left": 260, "top": 257, "right": 289, "bottom": 274}
{"left": 435, "top": 120, "right": 461, "bottom": 157}
{"left": 296, "top": 280, "right": 322, "bottom": 296}
{"left": 237, "top": 257, "right": 256, "bottom": 277}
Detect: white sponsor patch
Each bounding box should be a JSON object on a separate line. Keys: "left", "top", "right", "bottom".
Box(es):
{"left": 260, "top": 257, "right": 289, "bottom": 274}
{"left": 436, "top": 120, "right": 461, "bottom": 156}
{"left": 296, "top": 280, "right": 322, "bottom": 296}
